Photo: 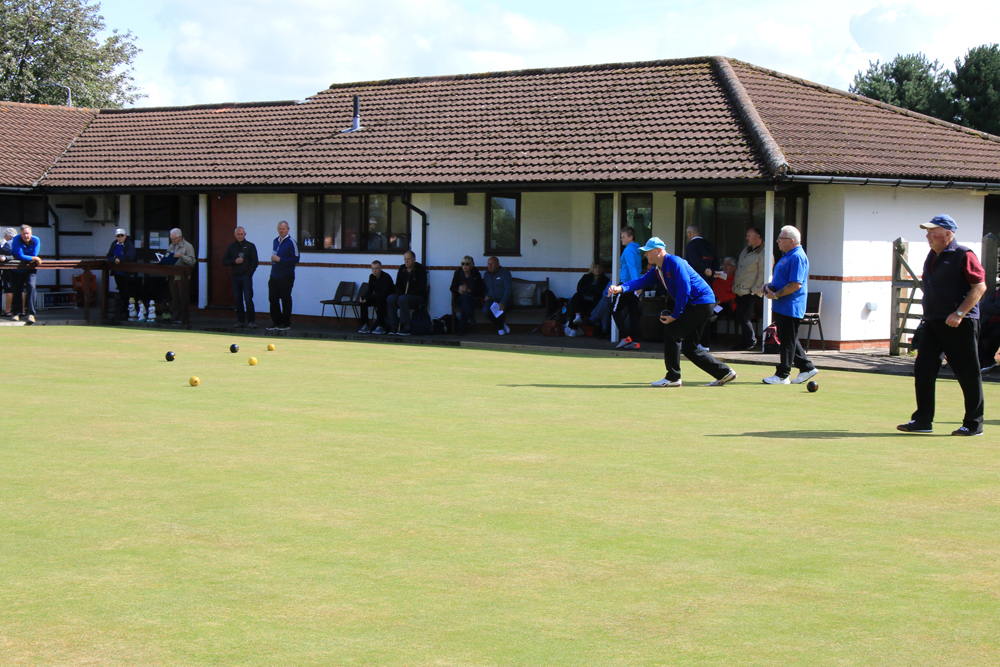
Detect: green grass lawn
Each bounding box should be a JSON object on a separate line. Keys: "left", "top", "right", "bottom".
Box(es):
{"left": 1, "top": 327, "right": 998, "bottom": 666}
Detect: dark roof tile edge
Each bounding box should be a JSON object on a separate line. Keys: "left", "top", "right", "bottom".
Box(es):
{"left": 99, "top": 99, "right": 302, "bottom": 115}
{"left": 322, "top": 56, "right": 715, "bottom": 91}
{"left": 711, "top": 56, "right": 787, "bottom": 179}
{"left": 32, "top": 110, "right": 100, "bottom": 187}
{"left": 0, "top": 100, "right": 97, "bottom": 112}
{"left": 730, "top": 59, "right": 1000, "bottom": 148}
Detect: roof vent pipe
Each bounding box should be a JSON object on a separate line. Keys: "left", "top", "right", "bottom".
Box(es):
{"left": 341, "top": 95, "right": 364, "bottom": 133}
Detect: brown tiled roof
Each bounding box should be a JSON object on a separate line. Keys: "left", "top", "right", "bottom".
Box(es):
{"left": 21, "top": 57, "right": 1000, "bottom": 190}
{"left": 730, "top": 61, "right": 1000, "bottom": 181}
{"left": 40, "top": 59, "right": 767, "bottom": 188}
{"left": 0, "top": 102, "right": 96, "bottom": 187}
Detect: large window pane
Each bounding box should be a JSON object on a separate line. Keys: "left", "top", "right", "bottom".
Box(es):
{"left": 367, "top": 194, "right": 389, "bottom": 250}
{"left": 487, "top": 195, "right": 519, "bottom": 254}
{"left": 321, "top": 195, "right": 342, "bottom": 249}
{"left": 716, "top": 197, "right": 750, "bottom": 261}
{"left": 342, "top": 196, "right": 362, "bottom": 250}
{"left": 390, "top": 196, "right": 410, "bottom": 250}
{"left": 595, "top": 194, "right": 614, "bottom": 268}
{"left": 23, "top": 197, "right": 47, "bottom": 225}
{"left": 300, "top": 195, "right": 319, "bottom": 249}
{"left": 623, "top": 194, "right": 653, "bottom": 246}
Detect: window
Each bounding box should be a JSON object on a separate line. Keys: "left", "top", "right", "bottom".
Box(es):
{"left": 0, "top": 195, "right": 49, "bottom": 227}
{"left": 675, "top": 193, "right": 808, "bottom": 262}
{"left": 594, "top": 194, "right": 615, "bottom": 268}
{"left": 298, "top": 194, "right": 410, "bottom": 252}
{"left": 622, "top": 194, "right": 653, "bottom": 247}
{"left": 486, "top": 193, "right": 520, "bottom": 255}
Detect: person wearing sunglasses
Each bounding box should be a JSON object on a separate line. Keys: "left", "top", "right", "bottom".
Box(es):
{"left": 106, "top": 228, "right": 137, "bottom": 320}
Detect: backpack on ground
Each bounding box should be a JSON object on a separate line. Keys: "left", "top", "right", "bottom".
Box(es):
{"left": 763, "top": 323, "right": 780, "bottom": 354}
{"left": 410, "top": 309, "right": 433, "bottom": 335}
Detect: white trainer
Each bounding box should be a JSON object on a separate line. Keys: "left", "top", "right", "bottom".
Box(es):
{"left": 651, "top": 377, "right": 682, "bottom": 387}
{"left": 790, "top": 368, "right": 819, "bottom": 384}
{"left": 762, "top": 374, "right": 791, "bottom": 385}
{"left": 705, "top": 370, "right": 737, "bottom": 386}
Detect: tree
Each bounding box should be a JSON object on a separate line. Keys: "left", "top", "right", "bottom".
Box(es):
{"left": 0, "top": 0, "right": 142, "bottom": 108}
{"left": 952, "top": 44, "right": 1000, "bottom": 136}
{"left": 849, "top": 53, "right": 955, "bottom": 123}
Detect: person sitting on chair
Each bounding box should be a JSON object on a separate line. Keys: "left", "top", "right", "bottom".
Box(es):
{"left": 568, "top": 263, "right": 610, "bottom": 330}
{"left": 450, "top": 255, "right": 484, "bottom": 335}
{"left": 387, "top": 250, "right": 427, "bottom": 336}
{"left": 359, "top": 260, "right": 395, "bottom": 334}
{"left": 483, "top": 256, "right": 513, "bottom": 336}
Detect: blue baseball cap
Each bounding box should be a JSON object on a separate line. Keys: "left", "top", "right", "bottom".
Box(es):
{"left": 638, "top": 237, "right": 667, "bottom": 252}
{"left": 921, "top": 214, "right": 957, "bottom": 232}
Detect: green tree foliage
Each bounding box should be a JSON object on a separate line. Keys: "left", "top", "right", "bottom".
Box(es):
{"left": 849, "top": 53, "right": 955, "bottom": 122}
{"left": 952, "top": 44, "right": 1000, "bottom": 136}
{"left": 0, "top": 0, "right": 142, "bottom": 108}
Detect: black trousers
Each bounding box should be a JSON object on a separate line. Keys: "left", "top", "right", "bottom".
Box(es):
{"left": 268, "top": 274, "right": 295, "bottom": 327}
{"left": 113, "top": 274, "right": 138, "bottom": 317}
{"left": 913, "top": 318, "right": 984, "bottom": 430}
{"left": 734, "top": 293, "right": 760, "bottom": 348}
{"left": 774, "top": 312, "right": 816, "bottom": 378}
{"left": 359, "top": 295, "right": 388, "bottom": 328}
{"left": 663, "top": 302, "right": 732, "bottom": 381}
{"left": 612, "top": 291, "right": 641, "bottom": 340}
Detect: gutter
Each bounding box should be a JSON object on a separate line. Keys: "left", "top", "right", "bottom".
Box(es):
{"left": 401, "top": 194, "right": 429, "bottom": 265}
{"left": 0, "top": 186, "right": 38, "bottom": 193}
{"left": 780, "top": 174, "right": 1000, "bottom": 191}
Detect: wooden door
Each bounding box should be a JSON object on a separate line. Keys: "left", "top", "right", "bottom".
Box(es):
{"left": 208, "top": 194, "right": 238, "bottom": 307}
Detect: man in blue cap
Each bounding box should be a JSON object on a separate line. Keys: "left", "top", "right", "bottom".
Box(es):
{"left": 608, "top": 237, "right": 737, "bottom": 387}
{"left": 898, "top": 214, "right": 986, "bottom": 436}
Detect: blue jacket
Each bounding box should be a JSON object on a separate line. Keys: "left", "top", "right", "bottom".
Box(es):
{"left": 771, "top": 245, "right": 809, "bottom": 319}
{"left": 106, "top": 238, "right": 136, "bottom": 276}
{"left": 484, "top": 267, "right": 512, "bottom": 306}
{"left": 620, "top": 242, "right": 642, "bottom": 283}
{"left": 621, "top": 255, "right": 714, "bottom": 318}
{"left": 11, "top": 235, "right": 40, "bottom": 273}
{"left": 270, "top": 235, "right": 299, "bottom": 279}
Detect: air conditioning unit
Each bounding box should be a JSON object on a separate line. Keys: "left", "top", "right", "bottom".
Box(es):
{"left": 83, "top": 195, "right": 115, "bottom": 221}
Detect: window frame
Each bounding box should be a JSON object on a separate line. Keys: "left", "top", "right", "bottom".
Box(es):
{"left": 594, "top": 193, "right": 615, "bottom": 269}
{"left": 485, "top": 192, "right": 521, "bottom": 256}
{"left": 297, "top": 193, "right": 411, "bottom": 253}
{"left": 620, "top": 193, "right": 654, "bottom": 248}
{"left": 0, "top": 194, "right": 50, "bottom": 228}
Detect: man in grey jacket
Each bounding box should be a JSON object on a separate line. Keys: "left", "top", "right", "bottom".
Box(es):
{"left": 732, "top": 227, "right": 765, "bottom": 350}
{"left": 483, "top": 256, "right": 512, "bottom": 335}
{"left": 167, "top": 228, "right": 196, "bottom": 323}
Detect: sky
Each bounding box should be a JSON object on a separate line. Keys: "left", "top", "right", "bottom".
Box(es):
{"left": 95, "top": 0, "right": 1000, "bottom": 108}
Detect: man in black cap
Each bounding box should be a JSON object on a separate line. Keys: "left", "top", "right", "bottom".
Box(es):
{"left": 898, "top": 214, "right": 986, "bottom": 436}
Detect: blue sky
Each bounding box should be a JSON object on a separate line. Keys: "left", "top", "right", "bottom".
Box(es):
{"left": 95, "top": 0, "right": 1000, "bottom": 107}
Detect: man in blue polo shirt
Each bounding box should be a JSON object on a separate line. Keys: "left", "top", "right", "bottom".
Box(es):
{"left": 762, "top": 225, "right": 817, "bottom": 385}
{"left": 10, "top": 224, "right": 42, "bottom": 324}
{"left": 608, "top": 237, "right": 736, "bottom": 387}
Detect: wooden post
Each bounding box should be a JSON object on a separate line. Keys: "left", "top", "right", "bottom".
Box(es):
{"left": 82, "top": 269, "right": 91, "bottom": 321}
{"left": 762, "top": 191, "right": 775, "bottom": 336}
{"left": 100, "top": 267, "right": 109, "bottom": 320}
{"left": 982, "top": 233, "right": 998, "bottom": 295}
{"left": 610, "top": 191, "right": 621, "bottom": 343}
{"left": 889, "top": 237, "right": 907, "bottom": 356}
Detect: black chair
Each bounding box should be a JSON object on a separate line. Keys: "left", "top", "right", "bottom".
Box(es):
{"left": 341, "top": 282, "right": 370, "bottom": 322}
{"left": 320, "top": 281, "right": 356, "bottom": 325}
{"left": 802, "top": 291, "right": 824, "bottom": 352}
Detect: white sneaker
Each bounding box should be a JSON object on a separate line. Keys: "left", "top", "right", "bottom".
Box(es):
{"left": 498, "top": 328, "right": 506, "bottom": 336}
{"left": 503, "top": 324, "right": 510, "bottom": 335}
{"left": 358, "top": 324, "right": 372, "bottom": 334}
{"left": 762, "top": 374, "right": 791, "bottom": 385}
{"left": 790, "top": 368, "right": 819, "bottom": 384}
{"left": 565, "top": 326, "right": 577, "bottom": 337}
{"left": 651, "top": 377, "right": 682, "bottom": 387}
{"left": 26, "top": 314, "right": 35, "bottom": 324}
{"left": 572, "top": 313, "right": 583, "bottom": 326}
{"left": 705, "top": 369, "right": 737, "bottom": 386}
{"left": 373, "top": 326, "right": 387, "bottom": 335}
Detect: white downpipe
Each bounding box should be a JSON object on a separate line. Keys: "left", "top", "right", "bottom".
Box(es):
{"left": 762, "top": 190, "right": 775, "bottom": 334}
{"left": 610, "top": 192, "right": 621, "bottom": 343}
{"left": 198, "top": 194, "right": 208, "bottom": 309}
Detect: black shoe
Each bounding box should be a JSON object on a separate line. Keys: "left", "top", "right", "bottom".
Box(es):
{"left": 397, "top": 326, "right": 411, "bottom": 336}
{"left": 897, "top": 421, "right": 932, "bottom": 433}
{"left": 951, "top": 425, "right": 983, "bottom": 436}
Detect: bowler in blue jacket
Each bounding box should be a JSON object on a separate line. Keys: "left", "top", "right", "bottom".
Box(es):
{"left": 608, "top": 237, "right": 737, "bottom": 387}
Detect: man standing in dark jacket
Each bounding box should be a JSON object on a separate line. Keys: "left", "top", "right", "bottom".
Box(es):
{"left": 222, "top": 226, "right": 259, "bottom": 329}
{"left": 898, "top": 215, "right": 986, "bottom": 436}
{"left": 388, "top": 250, "right": 427, "bottom": 336}
{"left": 267, "top": 220, "right": 299, "bottom": 331}
{"left": 686, "top": 225, "right": 721, "bottom": 349}
{"left": 106, "top": 228, "right": 137, "bottom": 320}
{"left": 359, "top": 260, "right": 395, "bottom": 334}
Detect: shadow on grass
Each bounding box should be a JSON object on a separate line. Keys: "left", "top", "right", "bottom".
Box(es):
{"left": 502, "top": 383, "right": 651, "bottom": 389}
{"left": 719, "top": 430, "right": 948, "bottom": 439}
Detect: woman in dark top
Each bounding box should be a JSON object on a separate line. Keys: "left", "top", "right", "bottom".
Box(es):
{"left": 568, "top": 262, "right": 610, "bottom": 327}
{"left": 450, "top": 255, "right": 485, "bottom": 335}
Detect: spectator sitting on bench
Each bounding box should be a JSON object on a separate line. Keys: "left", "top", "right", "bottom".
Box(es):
{"left": 359, "top": 260, "right": 395, "bottom": 334}
{"left": 387, "top": 250, "right": 427, "bottom": 336}
{"left": 450, "top": 255, "right": 484, "bottom": 335}
{"left": 484, "top": 255, "right": 513, "bottom": 336}
{"left": 569, "top": 262, "right": 610, "bottom": 329}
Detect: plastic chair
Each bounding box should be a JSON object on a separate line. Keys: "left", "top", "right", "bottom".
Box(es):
{"left": 320, "top": 281, "right": 356, "bottom": 325}
{"left": 802, "top": 291, "right": 824, "bottom": 352}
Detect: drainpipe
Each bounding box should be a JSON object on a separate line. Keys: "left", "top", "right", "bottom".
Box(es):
{"left": 401, "top": 194, "right": 428, "bottom": 266}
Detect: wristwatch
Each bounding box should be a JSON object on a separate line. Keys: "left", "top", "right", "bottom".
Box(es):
{"left": 956, "top": 310, "right": 965, "bottom": 318}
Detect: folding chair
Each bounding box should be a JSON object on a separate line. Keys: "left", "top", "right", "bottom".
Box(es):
{"left": 320, "top": 281, "right": 356, "bottom": 325}
{"left": 802, "top": 291, "right": 824, "bottom": 352}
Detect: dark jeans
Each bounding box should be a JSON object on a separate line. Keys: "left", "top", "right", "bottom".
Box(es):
{"left": 387, "top": 293, "right": 426, "bottom": 330}
{"left": 568, "top": 293, "right": 599, "bottom": 320}
{"left": 913, "top": 318, "right": 984, "bottom": 430}
{"left": 113, "top": 273, "right": 138, "bottom": 317}
{"left": 231, "top": 275, "right": 255, "bottom": 323}
{"left": 359, "top": 295, "right": 388, "bottom": 328}
{"left": 978, "top": 319, "right": 1000, "bottom": 368}
{"left": 268, "top": 274, "right": 295, "bottom": 327}
{"left": 456, "top": 292, "right": 478, "bottom": 333}
{"left": 10, "top": 271, "right": 36, "bottom": 316}
{"left": 663, "top": 302, "right": 732, "bottom": 381}
{"left": 612, "top": 291, "right": 641, "bottom": 340}
{"left": 774, "top": 312, "right": 816, "bottom": 379}
{"left": 484, "top": 299, "right": 506, "bottom": 328}
{"left": 734, "top": 293, "right": 760, "bottom": 348}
